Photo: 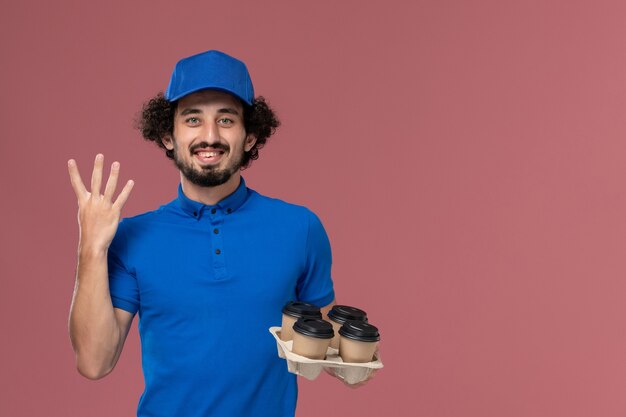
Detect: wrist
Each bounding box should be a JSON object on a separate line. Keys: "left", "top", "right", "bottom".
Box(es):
{"left": 78, "top": 244, "right": 108, "bottom": 259}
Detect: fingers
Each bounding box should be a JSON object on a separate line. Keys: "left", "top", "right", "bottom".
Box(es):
{"left": 69, "top": 155, "right": 133, "bottom": 209}
{"left": 67, "top": 159, "right": 88, "bottom": 201}
{"left": 91, "top": 154, "right": 104, "bottom": 196}
{"left": 103, "top": 161, "right": 120, "bottom": 201}
{"left": 112, "top": 179, "right": 135, "bottom": 211}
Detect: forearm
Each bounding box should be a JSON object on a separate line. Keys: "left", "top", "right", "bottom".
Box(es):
{"left": 320, "top": 299, "right": 336, "bottom": 321}
{"left": 69, "top": 247, "right": 123, "bottom": 379}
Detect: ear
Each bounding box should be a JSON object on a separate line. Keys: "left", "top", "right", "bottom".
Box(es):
{"left": 161, "top": 135, "right": 174, "bottom": 151}
{"left": 244, "top": 134, "right": 257, "bottom": 152}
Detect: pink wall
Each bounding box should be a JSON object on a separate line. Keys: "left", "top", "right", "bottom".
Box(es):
{"left": 2, "top": 0, "right": 626, "bottom": 415}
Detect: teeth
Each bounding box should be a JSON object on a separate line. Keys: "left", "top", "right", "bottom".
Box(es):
{"left": 198, "top": 152, "right": 218, "bottom": 158}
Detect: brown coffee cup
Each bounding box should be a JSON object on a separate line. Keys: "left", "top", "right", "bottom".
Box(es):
{"left": 327, "top": 305, "right": 368, "bottom": 349}
{"left": 338, "top": 321, "right": 380, "bottom": 363}
{"left": 291, "top": 318, "right": 334, "bottom": 359}
{"left": 280, "top": 301, "right": 322, "bottom": 341}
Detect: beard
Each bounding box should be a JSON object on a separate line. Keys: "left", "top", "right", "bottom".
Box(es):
{"left": 172, "top": 140, "right": 244, "bottom": 187}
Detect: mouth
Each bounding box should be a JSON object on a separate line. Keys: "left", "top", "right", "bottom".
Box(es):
{"left": 193, "top": 149, "right": 226, "bottom": 165}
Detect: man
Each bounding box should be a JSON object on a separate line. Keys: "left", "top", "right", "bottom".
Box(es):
{"left": 68, "top": 50, "right": 338, "bottom": 417}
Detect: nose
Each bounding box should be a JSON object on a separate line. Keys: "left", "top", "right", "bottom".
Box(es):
{"left": 200, "top": 120, "right": 220, "bottom": 143}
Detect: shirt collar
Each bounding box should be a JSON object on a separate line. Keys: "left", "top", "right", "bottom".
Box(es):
{"left": 177, "top": 177, "right": 249, "bottom": 219}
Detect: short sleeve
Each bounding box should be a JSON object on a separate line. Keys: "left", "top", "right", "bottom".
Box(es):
{"left": 108, "top": 220, "right": 139, "bottom": 314}
{"left": 296, "top": 210, "right": 335, "bottom": 307}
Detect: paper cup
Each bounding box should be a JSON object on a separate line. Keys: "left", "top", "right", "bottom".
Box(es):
{"left": 327, "top": 305, "right": 368, "bottom": 349}
{"left": 291, "top": 318, "right": 334, "bottom": 359}
{"left": 280, "top": 301, "right": 321, "bottom": 341}
{"left": 338, "top": 321, "right": 380, "bottom": 363}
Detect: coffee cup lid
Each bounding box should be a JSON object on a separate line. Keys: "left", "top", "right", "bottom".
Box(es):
{"left": 293, "top": 318, "right": 334, "bottom": 339}
{"left": 327, "top": 305, "right": 368, "bottom": 324}
{"left": 282, "top": 301, "right": 322, "bottom": 319}
{"left": 339, "top": 321, "right": 380, "bottom": 342}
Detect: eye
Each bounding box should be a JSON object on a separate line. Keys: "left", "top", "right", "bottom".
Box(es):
{"left": 185, "top": 117, "right": 200, "bottom": 125}
{"left": 217, "top": 117, "right": 234, "bottom": 125}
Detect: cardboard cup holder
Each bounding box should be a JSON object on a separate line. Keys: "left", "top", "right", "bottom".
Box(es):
{"left": 269, "top": 326, "right": 383, "bottom": 384}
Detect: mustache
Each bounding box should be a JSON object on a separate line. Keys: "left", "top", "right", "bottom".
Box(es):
{"left": 189, "top": 142, "right": 230, "bottom": 153}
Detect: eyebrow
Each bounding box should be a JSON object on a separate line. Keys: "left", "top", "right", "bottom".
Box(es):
{"left": 217, "top": 107, "right": 241, "bottom": 116}
{"left": 180, "top": 108, "right": 202, "bottom": 116}
{"left": 179, "top": 107, "right": 241, "bottom": 116}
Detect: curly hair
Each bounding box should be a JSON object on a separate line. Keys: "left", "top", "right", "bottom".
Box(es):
{"left": 135, "top": 92, "right": 280, "bottom": 169}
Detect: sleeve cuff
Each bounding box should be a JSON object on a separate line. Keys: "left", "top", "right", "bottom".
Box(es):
{"left": 111, "top": 297, "right": 139, "bottom": 315}
{"left": 301, "top": 290, "right": 335, "bottom": 309}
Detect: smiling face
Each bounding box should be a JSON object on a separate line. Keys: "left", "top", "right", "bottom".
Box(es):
{"left": 162, "top": 89, "right": 257, "bottom": 188}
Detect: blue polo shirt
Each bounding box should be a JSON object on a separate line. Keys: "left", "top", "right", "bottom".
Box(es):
{"left": 107, "top": 178, "right": 335, "bottom": 417}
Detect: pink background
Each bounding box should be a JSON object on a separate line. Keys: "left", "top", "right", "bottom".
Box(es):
{"left": 2, "top": 0, "right": 626, "bottom": 415}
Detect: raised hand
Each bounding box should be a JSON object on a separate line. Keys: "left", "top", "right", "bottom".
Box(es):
{"left": 68, "top": 154, "right": 134, "bottom": 252}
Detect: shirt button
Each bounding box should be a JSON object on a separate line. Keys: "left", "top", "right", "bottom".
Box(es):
{"left": 211, "top": 208, "right": 217, "bottom": 214}
{"left": 215, "top": 249, "right": 221, "bottom": 255}
{"left": 226, "top": 208, "right": 232, "bottom": 214}
{"left": 213, "top": 228, "right": 219, "bottom": 234}
{"left": 193, "top": 211, "right": 197, "bottom": 217}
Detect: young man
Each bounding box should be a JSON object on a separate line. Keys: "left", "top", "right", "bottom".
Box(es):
{"left": 68, "top": 50, "right": 337, "bottom": 417}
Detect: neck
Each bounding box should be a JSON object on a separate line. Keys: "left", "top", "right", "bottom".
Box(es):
{"left": 180, "top": 171, "right": 242, "bottom": 205}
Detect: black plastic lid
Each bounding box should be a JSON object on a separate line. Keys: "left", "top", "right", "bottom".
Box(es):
{"left": 327, "top": 305, "right": 368, "bottom": 324}
{"left": 293, "top": 318, "right": 335, "bottom": 339}
{"left": 282, "top": 301, "right": 322, "bottom": 319}
{"left": 338, "top": 321, "right": 380, "bottom": 342}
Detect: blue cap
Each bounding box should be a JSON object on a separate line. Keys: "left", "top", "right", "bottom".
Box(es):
{"left": 165, "top": 50, "right": 255, "bottom": 105}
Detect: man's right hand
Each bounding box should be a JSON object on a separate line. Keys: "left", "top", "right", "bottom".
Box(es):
{"left": 68, "top": 154, "right": 135, "bottom": 379}
{"left": 68, "top": 154, "right": 134, "bottom": 252}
